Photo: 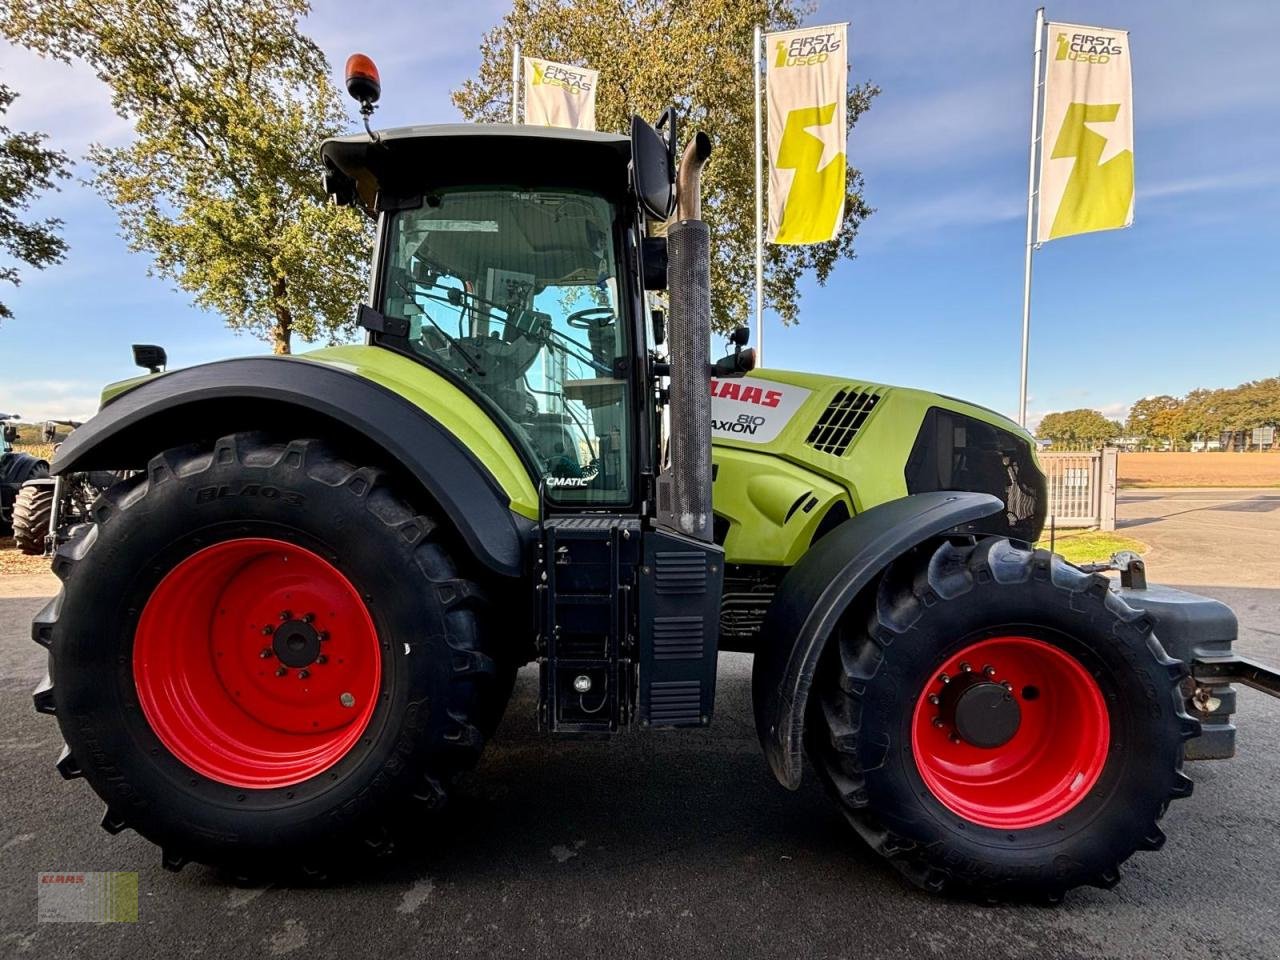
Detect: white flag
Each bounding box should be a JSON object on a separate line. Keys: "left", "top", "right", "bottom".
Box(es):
{"left": 523, "top": 56, "right": 598, "bottom": 131}
{"left": 1037, "top": 23, "right": 1133, "bottom": 243}
{"left": 765, "top": 23, "right": 848, "bottom": 245}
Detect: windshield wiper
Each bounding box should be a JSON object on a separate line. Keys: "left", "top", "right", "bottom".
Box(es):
{"left": 390, "top": 279, "right": 487, "bottom": 377}
{"left": 416, "top": 282, "right": 614, "bottom": 376}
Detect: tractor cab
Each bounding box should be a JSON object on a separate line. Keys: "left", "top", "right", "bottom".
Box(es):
{"left": 323, "top": 125, "right": 652, "bottom": 512}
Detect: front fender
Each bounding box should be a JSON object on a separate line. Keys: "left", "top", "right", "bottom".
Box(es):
{"left": 52, "top": 356, "right": 529, "bottom": 577}
{"left": 752, "top": 491, "right": 1005, "bottom": 789}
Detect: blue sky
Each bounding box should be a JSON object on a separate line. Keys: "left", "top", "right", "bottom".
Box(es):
{"left": 1, "top": 0, "right": 1277, "bottom": 427}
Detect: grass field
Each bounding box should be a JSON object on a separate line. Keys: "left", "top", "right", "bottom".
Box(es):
{"left": 1036, "top": 530, "right": 1147, "bottom": 565}
{"left": 1119, "top": 451, "right": 1280, "bottom": 488}
{"left": 11, "top": 442, "right": 55, "bottom": 461}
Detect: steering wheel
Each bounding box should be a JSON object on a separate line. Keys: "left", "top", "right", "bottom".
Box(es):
{"left": 566, "top": 307, "right": 616, "bottom": 329}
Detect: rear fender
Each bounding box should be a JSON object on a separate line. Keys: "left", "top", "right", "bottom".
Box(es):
{"left": 51, "top": 357, "right": 529, "bottom": 578}
{"left": 752, "top": 491, "right": 1005, "bottom": 789}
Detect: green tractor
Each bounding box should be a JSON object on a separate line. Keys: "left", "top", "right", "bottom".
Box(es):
{"left": 32, "top": 61, "right": 1277, "bottom": 901}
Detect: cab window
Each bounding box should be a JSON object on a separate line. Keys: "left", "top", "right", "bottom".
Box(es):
{"left": 382, "top": 189, "right": 631, "bottom": 504}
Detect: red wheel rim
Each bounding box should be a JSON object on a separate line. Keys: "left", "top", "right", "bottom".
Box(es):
{"left": 133, "top": 538, "right": 381, "bottom": 789}
{"left": 911, "top": 635, "right": 1109, "bottom": 830}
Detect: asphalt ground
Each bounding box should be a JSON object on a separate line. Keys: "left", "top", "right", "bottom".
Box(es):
{"left": 1, "top": 488, "right": 1277, "bottom": 959}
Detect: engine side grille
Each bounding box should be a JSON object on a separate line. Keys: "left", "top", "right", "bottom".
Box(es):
{"left": 805, "top": 387, "right": 881, "bottom": 456}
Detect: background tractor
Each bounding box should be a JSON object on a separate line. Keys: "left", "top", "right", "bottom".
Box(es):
{"left": 29, "top": 60, "right": 1279, "bottom": 901}
{"left": 1, "top": 413, "right": 49, "bottom": 538}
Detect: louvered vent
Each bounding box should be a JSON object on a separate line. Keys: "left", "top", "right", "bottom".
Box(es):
{"left": 648, "top": 680, "right": 702, "bottom": 724}
{"left": 805, "top": 387, "right": 882, "bottom": 456}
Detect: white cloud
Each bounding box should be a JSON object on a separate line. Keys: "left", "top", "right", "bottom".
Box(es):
{"left": 0, "top": 43, "right": 131, "bottom": 152}
{"left": 854, "top": 79, "right": 1023, "bottom": 171}
{"left": 863, "top": 184, "right": 1023, "bottom": 244}
{"left": 0, "top": 380, "right": 100, "bottom": 423}
{"left": 1141, "top": 168, "right": 1280, "bottom": 201}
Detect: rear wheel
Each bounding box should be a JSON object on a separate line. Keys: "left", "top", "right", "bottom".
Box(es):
{"left": 33, "top": 434, "right": 510, "bottom": 874}
{"left": 12, "top": 482, "right": 53, "bottom": 555}
{"left": 807, "top": 537, "right": 1198, "bottom": 901}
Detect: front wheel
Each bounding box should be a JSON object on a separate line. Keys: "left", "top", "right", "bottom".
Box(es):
{"left": 807, "top": 537, "right": 1198, "bottom": 902}
{"left": 12, "top": 482, "right": 53, "bottom": 554}
{"left": 34, "top": 434, "right": 509, "bottom": 875}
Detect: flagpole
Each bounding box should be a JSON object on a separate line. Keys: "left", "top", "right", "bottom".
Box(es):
{"left": 510, "top": 42, "right": 521, "bottom": 124}
{"left": 1018, "top": 7, "right": 1045, "bottom": 429}
{"left": 753, "top": 24, "right": 765, "bottom": 365}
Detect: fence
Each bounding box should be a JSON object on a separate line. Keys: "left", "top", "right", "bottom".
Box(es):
{"left": 1039, "top": 448, "right": 1117, "bottom": 531}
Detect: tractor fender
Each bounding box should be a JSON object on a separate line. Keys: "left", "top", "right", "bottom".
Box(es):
{"left": 1, "top": 451, "right": 49, "bottom": 486}
{"left": 752, "top": 491, "right": 1005, "bottom": 789}
{"left": 51, "top": 356, "right": 528, "bottom": 577}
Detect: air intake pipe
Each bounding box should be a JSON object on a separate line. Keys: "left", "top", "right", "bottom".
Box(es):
{"left": 657, "top": 131, "right": 714, "bottom": 542}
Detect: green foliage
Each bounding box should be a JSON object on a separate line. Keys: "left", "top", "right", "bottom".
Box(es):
{"left": 1036, "top": 530, "right": 1146, "bottom": 565}
{"left": 0, "top": 83, "right": 70, "bottom": 321}
{"left": 1036, "top": 408, "right": 1121, "bottom": 450}
{"left": 0, "top": 0, "right": 370, "bottom": 353}
{"left": 1123, "top": 377, "right": 1280, "bottom": 450}
{"left": 451, "top": 0, "right": 878, "bottom": 334}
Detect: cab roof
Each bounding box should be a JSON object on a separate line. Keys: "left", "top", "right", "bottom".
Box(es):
{"left": 322, "top": 123, "right": 632, "bottom": 215}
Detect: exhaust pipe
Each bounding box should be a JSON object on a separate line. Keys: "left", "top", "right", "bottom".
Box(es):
{"left": 657, "top": 131, "right": 714, "bottom": 542}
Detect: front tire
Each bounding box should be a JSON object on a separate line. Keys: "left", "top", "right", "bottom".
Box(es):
{"left": 12, "top": 482, "right": 53, "bottom": 555}
{"left": 807, "top": 537, "right": 1198, "bottom": 901}
{"left": 33, "top": 434, "right": 508, "bottom": 874}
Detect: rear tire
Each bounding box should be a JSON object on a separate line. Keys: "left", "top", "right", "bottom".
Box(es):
{"left": 12, "top": 483, "right": 53, "bottom": 555}
{"left": 33, "top": 434, "right": 511, "bottom": 875}
{"left": 807, "top": 537, "right": 1198, "bottom": 902}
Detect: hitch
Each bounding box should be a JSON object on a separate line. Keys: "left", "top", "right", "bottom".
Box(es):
{"left": 1192, "top": 654, "right": 1280, "bottom": 700}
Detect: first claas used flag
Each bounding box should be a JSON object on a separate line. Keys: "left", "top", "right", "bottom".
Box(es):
{"left": 1037, "top": 23, "right": 1134, "bottom": 242}
{"left": 523, "top": 56, "right": 598, "bottom": 131}
{"left": 766, "top": 23, "right": 848, "bottom": 245}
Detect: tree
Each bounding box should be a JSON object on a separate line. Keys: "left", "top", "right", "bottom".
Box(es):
{"left": 0, "top": 83, "right": 70, "bottom": 321}
{"left": 1037, "top": 408, "right": 1121, "bottom": 449}
{"left": 1, "top": 0, "right": 369, "bottom": 353}
{"left": 452, "top": 0, "right": 878, "bottom": 333}
{"left": 1126, "top": 395, "right": 1179, "bottom": 446}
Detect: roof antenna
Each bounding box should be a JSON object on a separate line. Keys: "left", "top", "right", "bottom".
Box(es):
{"left": 345, "top": 53, "right": 382, "bottom": 143}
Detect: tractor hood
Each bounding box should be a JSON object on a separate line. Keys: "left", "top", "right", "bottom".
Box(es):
{"left": 709, "top": 368, "right": 1045, "bottom": 564}
{"left": 321, "top": 124, "right": 632, "bottom": 216}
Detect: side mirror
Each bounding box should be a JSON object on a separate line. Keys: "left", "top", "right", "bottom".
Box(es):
{"left": 132, "top": 344, "right": 167, "bottom": 374}
{"left": 630, "top": 113, "right": 676, "bottom": 220}
{"left": 711, "top": 327, "right": 755, "bottom": 378}
{"left": 650, "top": 309, "right": 666, "bottom": 346}
{"left": 641, "top": 236, "right": 667, "bottom": 290}
{"left": 2, "top": 424, "right": 17, "bottom": 444}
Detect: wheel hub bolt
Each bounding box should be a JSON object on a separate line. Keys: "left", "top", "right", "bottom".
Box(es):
{"left": 932, "top": 716, "right": 945, "bottom": 728}
{"left": 298, "top": 669, "right": 310, "bottom": 680}
{"left": 318, "top": 631, "right": 329, "bottom": 642}
{"left": 275, "top": 666, "right": 287, "bottom": 677}
{"left": 1002, "top": 681, "right": 1014, "bottom": 692}
{"left": 316, "top": 654, "right": 327, "bottom": 665}
{"left": 938, "top": 673, "right": 950, "bottom": 684}
{"left": 261, "top": 624, "right": 275, "bottom": 636}
{"left": 259, "top": 647, "right": 274, "bottom": 659}
{"left": 928, "top": 694, "right": 941, "bottom": 706}
{"left": 960, "top": 662, "right": 972, "bottom": 673}
{"left": 984, "top": 665, "right": 997, "bottom": 678}
{"left": 303, "top": 612, "right": 315, "bottom": 624}
{"left": 279, "top": 610, "right": 292, "bottom": 621}
{"left": 339, "top": 692, "right": 356, "bottom": 708}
